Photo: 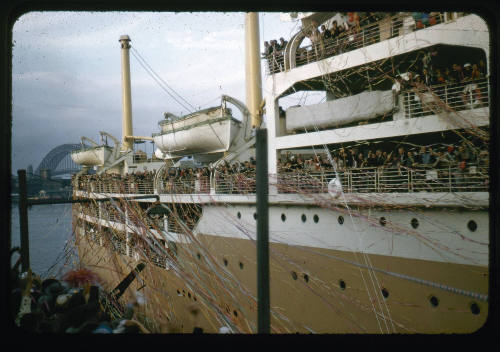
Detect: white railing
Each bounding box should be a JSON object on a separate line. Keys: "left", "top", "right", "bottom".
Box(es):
{"left": 156, "top": 176, "right": 211, "bottom": 194}
{"left": 403, "top": 78, "right": 489, "bottom": 118}
{"left": 277, "top": 165, "right": 489, "bottom": 194}
{"left": 81, "top": 223, "right": 168, "bottom": 267}
{"left": 75, "top": 163, "right": 488, "bottom": 197}
{"left": 111, "top": 235, "right": 127, "bottom": 256}
{"left": 265, "top": 12, "right": 447, "bottom": 74}
{"left": 214, "top": 173, "right": 256, "bottom": 194}
{"left": 77, "top": 178, "right": 155, "bottom": 194}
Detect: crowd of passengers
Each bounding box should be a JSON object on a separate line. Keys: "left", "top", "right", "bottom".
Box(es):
{"left": 75, "top": 171, "right": 156, "bottom": 194}
{"left": 73, "top": 139, "right": 488, "bottom": 194}
{"left": 160, "top": 166, "right": 211, "bottom": 193}
{"left": 213, "top": 158, "right": 257, "bottom": 194}
{"left": 279, "top": 142, "right": 488, "bottom": 173}
{"left": 277, "top": 142, "right": 488, "bottom": 192}
{"left": 263, "top": 12, "right": 445, "bottom": 73}
{"left": 391, "top": 49, "right": 488, "bottom": 116}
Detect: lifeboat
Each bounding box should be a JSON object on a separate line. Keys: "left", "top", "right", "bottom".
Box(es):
{"left": 71, "top": 145, "right": 113, "bottom": 167}
{"left": 152, "top": 105, "right": 242, "bottom": 158}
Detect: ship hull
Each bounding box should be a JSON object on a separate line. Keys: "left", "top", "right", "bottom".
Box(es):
{"left": 73, "top": 201, "right": 489, "bottom": 333}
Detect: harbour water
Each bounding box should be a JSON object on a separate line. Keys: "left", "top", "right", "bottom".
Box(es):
{"left": 10, "top": 203, "right": 76, "bottom": 277}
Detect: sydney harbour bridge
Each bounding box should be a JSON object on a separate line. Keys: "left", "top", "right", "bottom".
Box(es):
{"left": 34, "top": 143, "right": 82, "bottom": 177}
{"left": 12, "top": 144, "right": 83, "bottom": 198}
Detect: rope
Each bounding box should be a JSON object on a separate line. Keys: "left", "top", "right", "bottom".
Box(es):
{"left": 130, "top": 47, "right": 195, "bottom": 114}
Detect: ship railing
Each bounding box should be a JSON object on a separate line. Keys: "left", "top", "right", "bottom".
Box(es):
{"left": 75, "top": 164, "right": 488, "bottom": 197}
{"left": 402, "top": 78, "right": 489, "bottom": 118}
{"left": 84, "top": 179, "right": 155, "bottom": 195}
{"left": 101, "top": 207, "right": 126, "bottom": 223}
{"left": 110, "top": 234, "right": 127, "bottom": 256}
{"left": 265, "top": 12, "right": 447, "bottom": 74}
{"left": 89, "top": 230, "right": 102, "bottom": 246}
{"left": 213, "top": 173, "right": 257, "bottom": 194}
{"left": 78, "top": 202, "right": 99, "bottom": 217}
{"left": 137, "top": 241, "right": 169, "bottom": 268}
{"left": 166, "top": 221, "right": 184, "bottom": 233}
{"left": 149, "top": 251, "right": 167, "bottom": 268}
{"left": 156, "top": 177, "right": 211, "bottom": 194}
{"left": 277, "top": 164, "right": 488, "bottom": 194}
{"left": 145, "top": 216, "right": 164, "bottom": 229}
{"left": 276, "top": 171, "right": 333, "bottom": 193}
{"left": 76, "top": 177, "right": 211, "bottom": 195}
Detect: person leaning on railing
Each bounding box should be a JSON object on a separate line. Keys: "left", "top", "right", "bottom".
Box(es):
{"left": 262, "top": 40, "right": 273, "bottom": 73}
{"left": 428, "top": 150, "right": 453, "bottom": 191}
{"left": 411, "top": 12, "right": 441, "bottom": 29}
{"left": 270, "top": 40, "right": 281, "bottom": 72}
{"left": 462, "top": 63, "right": 485, "bottom": 108}
{"left": 276, "top": 37, "right": 288, "bottom": 71}
{"left": 320, "top": 24, "right": 333, "bottom": 55}
{"left": 452, "top": 144, "right": 471, "bottom": 190}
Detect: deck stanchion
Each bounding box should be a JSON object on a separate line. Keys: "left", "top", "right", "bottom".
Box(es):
{"left": 17, "top": 170, "right": 30, "bottom": 272}
{"left": 256, "top": 128, "right": 270, "bottom": 333}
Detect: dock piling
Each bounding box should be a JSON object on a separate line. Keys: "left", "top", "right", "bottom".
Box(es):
{"left": 17, "top": 170, "right": 30, "bottom": 272}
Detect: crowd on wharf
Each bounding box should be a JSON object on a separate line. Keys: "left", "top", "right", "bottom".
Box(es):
{"left": 10, "top": 254, "right": 151, "bottom": 334}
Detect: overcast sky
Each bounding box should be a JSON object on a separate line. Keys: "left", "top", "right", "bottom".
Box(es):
{"left": 11, "top": 11, "right": 301, "bottom": 173}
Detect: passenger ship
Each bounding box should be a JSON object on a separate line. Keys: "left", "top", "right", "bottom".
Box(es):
{"left": 71, "top": 12, "right": 490, "bottom": 333}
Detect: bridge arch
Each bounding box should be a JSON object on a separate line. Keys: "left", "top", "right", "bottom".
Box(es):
{"left": 35, "top": 144, "right": 82, "bottom": 176}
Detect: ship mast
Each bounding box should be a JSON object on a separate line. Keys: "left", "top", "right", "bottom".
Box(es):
{"left": 245, "top": 13, "right": 263, "bottom": 129}
{"left": 119, "top": 35, "right": 134, "bottom": 151}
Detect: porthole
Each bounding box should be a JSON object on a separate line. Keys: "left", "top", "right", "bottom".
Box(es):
{"left": 223, "top": 258, "right": 228, "bottom": 266}
{"left": 470, "top": 302, "right": 480, "bottom": 315}
{"left": 281, "top": 213, "right": 286, "bottom": 222}
{"left": 411, "top": 218, "right": 419, "bottom": 229}
{"left": 467, "top": 220, "right": 477, "bottom": 232}
{"left": 233, "top": 310, "right": 238, "bottom": 317}
{"left": 313, "top": 214, "right": 319, "bottom": 223}
{"left": 379, "top": 217, "right": 386, "bottom": 226}
{"left": 338, "top": 216, "right": 344, "bottom": 225}
{"left": 381, "top": 288, "right": 389, "bottom": 299}
{"left": 291, "top": 271, "right": 298, "bottom": 280}
{"left": 253, "top": 212, "right": 257, "bottom": 220}
{"left": 196, "top": 252, "right": 201, "bottom": 260}
{"left": 301, "top": 214, "right": 307, "bottom": 223}
{"left": 429, "top": 295, "right": 439, "bottom": 307}
{"left": 303, "top": 274, "right": 309, "bottom": 283}
{"left": 339, "top": 279, "right": 346, "bottom": 290}
{"left": 239, "top": 261, "right": 244, "bottom": 270}
{"left": 176, "top": 289, "right": 181, "bottom": 295}
{"left": 237, "top": 212, "right": 241, "bottom": 219}
{"left": 188, "top": 292, "right": 191, "bottom": 299}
